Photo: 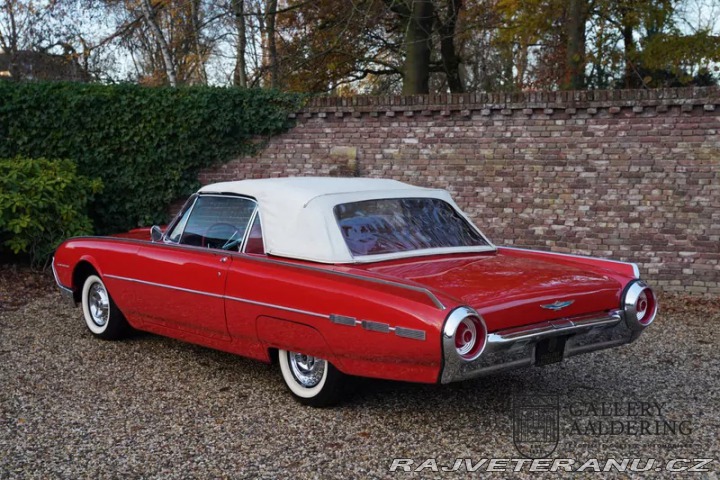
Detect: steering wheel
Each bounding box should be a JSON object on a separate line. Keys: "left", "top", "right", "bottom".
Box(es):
{"left": 202, "top": 223, "right": 240, "bottom": 250}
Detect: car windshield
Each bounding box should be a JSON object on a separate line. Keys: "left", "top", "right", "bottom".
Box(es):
{"left": 334, "top": 197, "right": 488, "bottom": 256}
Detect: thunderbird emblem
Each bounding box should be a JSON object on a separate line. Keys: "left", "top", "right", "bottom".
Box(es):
{"left": 541, "top": 300, "right": 574, "bottom": 311}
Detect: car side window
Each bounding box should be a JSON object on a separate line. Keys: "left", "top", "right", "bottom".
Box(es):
{"left": 173, "top": 195, "right": 256, "bottom": 251}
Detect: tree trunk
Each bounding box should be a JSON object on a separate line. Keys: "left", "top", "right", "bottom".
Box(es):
{"left": 0, "top": 0, "right": 20, "bottom": 79}
{"left": 263, "top": 0, "right": 278, "bottom": 88}
{"left": 515, "top": 43, "right": 528, "bottom": 89}
{"left": 622, "top": 24, "right": 637, "bottom": 87}
{"left": 7, "top": 1, "right": 18, "bottom": 53}
{"left": 438, "top": 0, "right": 464, "bottom": 93}
{"left": 232, "top": 0, "right": 247, "bottom": 87}
{"left": 140, "top": 0, "right": 177, "bottom": 87}
{"left": 401, "top": 0, "right": 434, "bottom": 95}
{"left": 620, "top": 4, "right": 638, "bottom": 88}
{"left": 190, "top": 0, "right": 207, "bottom": 84}
{"left": 563, "top": 0, "right": 586, "bottom": 90}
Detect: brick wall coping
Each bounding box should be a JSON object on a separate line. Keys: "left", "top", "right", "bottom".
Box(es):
{"left": 296, "top": 86, "right": 720, "bottom": 116}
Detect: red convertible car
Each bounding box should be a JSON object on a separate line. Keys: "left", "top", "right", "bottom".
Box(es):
{"left": 52, "top": 177, "right": 657, "bottom": 406}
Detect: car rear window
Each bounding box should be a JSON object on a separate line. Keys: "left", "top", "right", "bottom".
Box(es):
{"left": 334, "top": 198, "right": 488, "bottom": 256}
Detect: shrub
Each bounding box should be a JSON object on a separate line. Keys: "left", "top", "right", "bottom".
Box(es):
{"left": 0, "top": 157, "right": 102, "bottom": 267}
{"left": 0, "top": 82, "right": 304, "bottom": 234}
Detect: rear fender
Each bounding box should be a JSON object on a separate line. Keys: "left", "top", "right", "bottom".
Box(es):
{"left": 500, "top": 246, "right": 640, "bottom": 281}
{"left": 255, "top": 316, "right": 343, "bottom": 370}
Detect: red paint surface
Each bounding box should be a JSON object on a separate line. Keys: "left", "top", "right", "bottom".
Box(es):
{"left": 53, "top": 236, "right": 636, "bottom": 383}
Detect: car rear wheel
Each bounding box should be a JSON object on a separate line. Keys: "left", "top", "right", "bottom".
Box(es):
{"left": 278, "top": 349, "right": 345, "bottom": 407}
{"left": 81, "top": 274, "right": 129, "bottom": 340}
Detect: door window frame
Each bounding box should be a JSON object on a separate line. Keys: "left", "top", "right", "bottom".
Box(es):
{"left": 163, "top": 193, "right": 259, "bottom": 253}
{"left": 241, "top": 208, "right": 265, "bottom": 255}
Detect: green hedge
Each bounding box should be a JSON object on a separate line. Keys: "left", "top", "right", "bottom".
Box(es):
{"left": 0, "top": 82, "right": 304, "bottom": 235}
{"left": 0, "top": 157, "right": 102, "bottom": 266}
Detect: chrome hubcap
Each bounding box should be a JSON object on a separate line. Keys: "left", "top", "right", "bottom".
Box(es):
{"left": 88, "top": 283, "right": 109, "bottom": 327}
{"left": 288, "top": 352, "right": 325, "bottom": 387}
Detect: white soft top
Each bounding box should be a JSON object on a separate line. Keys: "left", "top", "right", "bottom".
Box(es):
{"left": 198, "top": 177, "right": 494, "bottom": 263}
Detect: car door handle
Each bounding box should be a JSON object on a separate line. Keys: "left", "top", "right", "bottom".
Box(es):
{"left": 220, "top": 257, "right": 228, "bottom": 263}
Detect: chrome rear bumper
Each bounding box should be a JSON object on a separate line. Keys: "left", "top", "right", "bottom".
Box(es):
{"left": 440, "top": 309, "right": 642, "bottom": 383}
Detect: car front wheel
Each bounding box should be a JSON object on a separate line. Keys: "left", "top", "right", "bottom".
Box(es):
{"left": 81, "top": 274, "right": 130, "bottom": 340}
{"left": 278, "top": 349, "right": 345, "bottom": 407}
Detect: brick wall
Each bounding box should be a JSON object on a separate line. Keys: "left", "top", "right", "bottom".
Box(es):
{"left": 199, "top": 87, "right": 720, "bottom": 294}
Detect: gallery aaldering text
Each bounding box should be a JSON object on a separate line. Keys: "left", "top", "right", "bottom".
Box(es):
{"left": 566, "top": 402, "right": 692, "bottom": 436}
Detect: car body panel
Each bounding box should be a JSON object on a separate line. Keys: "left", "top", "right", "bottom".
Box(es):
{"left": 55, "top": 237, "right": 448, "bottom": 382}
{"left": 112, "top": 244, "right": 233, "bottom": 340}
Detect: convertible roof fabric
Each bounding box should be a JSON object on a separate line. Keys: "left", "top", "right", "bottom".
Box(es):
{"left": 198, "top": 177, "right": 494, "bottom": 264}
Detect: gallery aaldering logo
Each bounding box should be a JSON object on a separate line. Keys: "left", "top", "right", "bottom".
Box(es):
{"left": 513, "top": 394, "right": 560, "bottom": 458}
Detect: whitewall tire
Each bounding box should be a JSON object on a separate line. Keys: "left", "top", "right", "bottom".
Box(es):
{"left": 278, "top": 349, "right": 345, "bottom": 407}
{"left": 81, "top": 274, "right": 129, "bottom": 340}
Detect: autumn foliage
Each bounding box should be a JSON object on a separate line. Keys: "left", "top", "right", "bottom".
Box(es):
{"left": 1, "top": 1, "right": 718, "bottom": 92}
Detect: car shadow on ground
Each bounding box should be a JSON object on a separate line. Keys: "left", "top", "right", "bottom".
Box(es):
{"left": 117, "top": 326, "right": 608, "bottom": 412}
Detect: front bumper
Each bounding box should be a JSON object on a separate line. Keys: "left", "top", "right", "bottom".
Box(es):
{"left": 440, "top": 309, "right": 642, "bottom": 383}
{"left": 51, "top": 258, "right": 76, "bottom": 306}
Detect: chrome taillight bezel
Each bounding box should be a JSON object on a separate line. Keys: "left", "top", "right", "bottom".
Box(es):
{"left": 623, "top": 280, "right": 658, "bottom": 331}
{"left": 442, "top": 306, "right": 488, "bottom": 362}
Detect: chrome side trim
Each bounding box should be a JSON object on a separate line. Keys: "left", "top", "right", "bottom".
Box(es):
{"left": 329, "top": 314, "right": 426, "bottom": 341}
{"left": 350, "top": 245, "right": 496, "bottom": 265}
{"left": 103, "top": 274, "right": 427, "bottom": 340}
{"left": 104, "top": 274, "right": 328, "bottom": 319}
{"left": 58, "top": 235, "right": 445, "bottom": 310}
{"left": 224, "top": 295, "right": 329, "bottom": 319}
{"left": 329, "top": 314, "right": 357, "bottom": 326}
{"left": 51, "top": 257, "right": 61, "bottom": 283}
{"left": 361, "top": 320, "right": 390, "bottom": 333}
{"left": 105, "top": 274, "right": 224, "bottom": 299}
{"left": 395, "top": 327, "right": 427, "bottom": 341}
{"left": 244, "top": 255, "right": 446, "bottom": 310}
{"left": 51, "top": 258, "right": 76, "bottom": 306}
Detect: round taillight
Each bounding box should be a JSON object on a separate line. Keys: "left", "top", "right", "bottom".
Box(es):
{"left": 623, "top": 281, "right": 658, "bottom": 330}
{"left": 636, "top": 290, "right": 648, "bottom": 323}
{"left": 454, "top": 315, "right": 486, "bottom": 360}
{"left": 635, "top": 288, "right": 656, "bottom": 326}
{"left": 443, "top": 307, "right": 489, "bottom": 364}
